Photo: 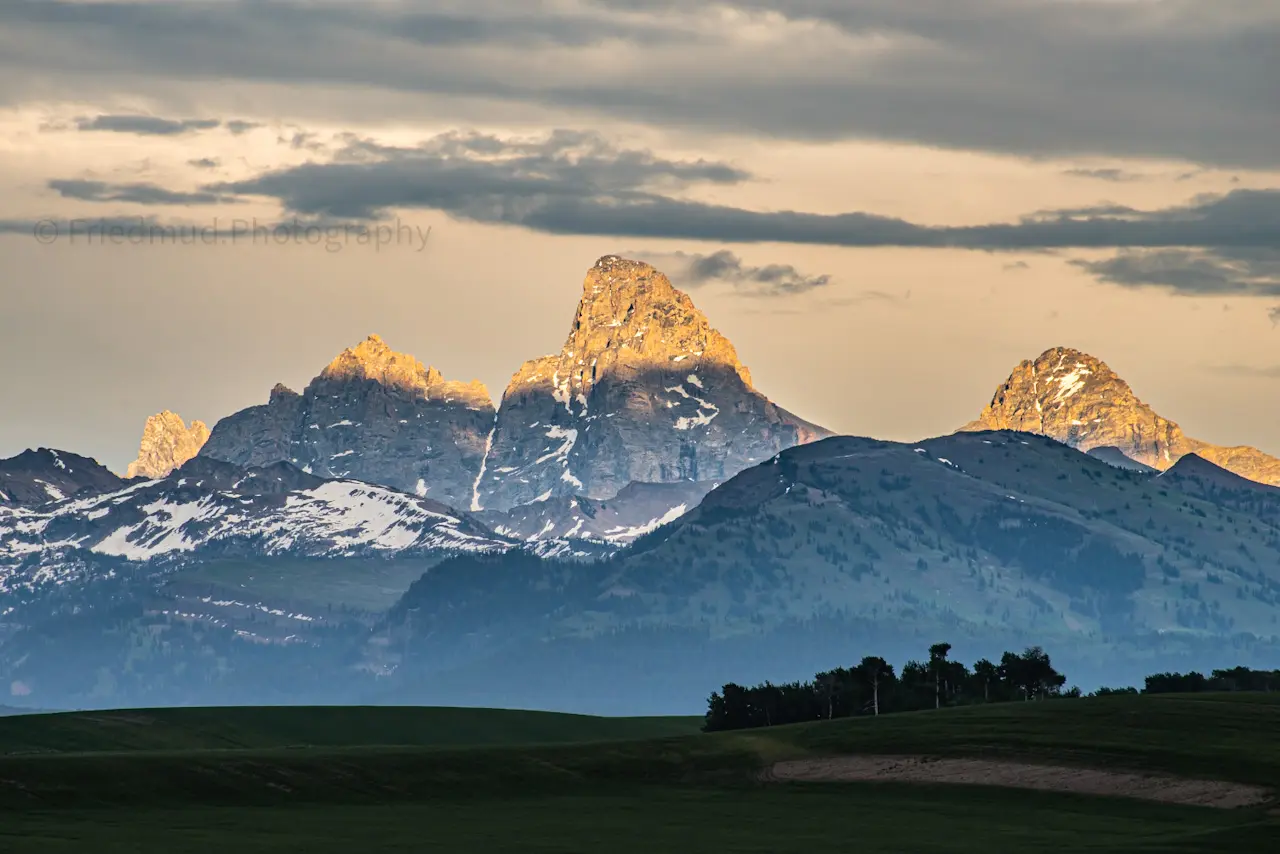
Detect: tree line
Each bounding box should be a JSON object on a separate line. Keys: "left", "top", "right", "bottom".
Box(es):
{"left": 1100, "top": 666, "right": 1280, "bottom": 695}
{"left": 704, "top": 644, "right": 1279, "bottom": 732}
{"left": 704, "top": 643, "right": 1066, "bottom": 732}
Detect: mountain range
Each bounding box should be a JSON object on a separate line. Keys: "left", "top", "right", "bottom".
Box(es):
{"left": 1, "top": 255, "right": 1278, "bottom": 713}
{"left": 159, "top": 255, "right": 825, "bottom": 546}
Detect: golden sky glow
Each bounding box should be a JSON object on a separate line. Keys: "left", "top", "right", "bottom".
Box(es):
{"left": 1, "top": 1, "right": 1276, "bottom": 471}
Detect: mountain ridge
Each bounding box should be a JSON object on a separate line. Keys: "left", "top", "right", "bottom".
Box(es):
{"left": 964, "top": 346, "right": 1280, "bottom": 487}
{"left": 391, "top": 427, "right": 1280, "bottom": 656}
{"left": 0, "top": 449, "right": 125, "bottom": 507}
{"left": 0, "top": 454, "right": 514, "bottom": 604}
{"left": 198, "top": 335, "right": 496, "bottom": 509}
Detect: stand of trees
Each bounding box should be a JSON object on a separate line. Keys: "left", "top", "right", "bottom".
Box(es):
{"left": 704, "top": 643, "right": 1066, "bottom": 732}
{"left": 706, "top": 649, "right": 1280, "bottom": 732}
{"left": 1141, "top": 666, "right": 1280, "bottom": 694}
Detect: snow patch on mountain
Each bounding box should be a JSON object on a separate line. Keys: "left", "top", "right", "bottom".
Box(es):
{"left": 602, "top": 504, "right": 688, "bottom": 543}
{"left": 0, "top": 470, "right": 514, "bottom": 596}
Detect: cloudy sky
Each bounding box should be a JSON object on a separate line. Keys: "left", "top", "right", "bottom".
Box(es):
{"left": 1, "top": 0, "right": 1277, "bottom": 472}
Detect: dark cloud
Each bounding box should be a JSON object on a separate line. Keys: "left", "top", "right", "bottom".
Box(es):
{"left": 1070, "top": 248, "right": 1280, "bottom": 297}
{"left": 281, "top": 130, "right": 328, "bottom": 152}
{"left": 0, "top": 1, "right": 1276, "bottom": 166}
{"left": 1003, "top": 260, "right": 1030, "bottom": 271}
{"left": 635, "top": 249, "right": 831, "bottom": 296}
{"left": 211, "top": 130, "right": 749, "bottom": 220}
{"left": 75, "top": 114, "right": 220, "bottom": 135}
{"left": 224, "top": 120, "right": 261, "bottom": 135}
{"left": 207, "top": 131, "right": 1280, "bottom": 253}
{"left": 1062, "top": 168, "right": 1145, "bottom": 183}
{"left": 187, "top": 157, "right": 220, "bottom": 169}
{"left": 49, "top": 179, "right": 232, "bottom": 206}
{"left": 1271, "top": 306, "right": 1280, "bottom": 326}
{"left": 18, "top": 129, "right": 1280, "bottom": 313}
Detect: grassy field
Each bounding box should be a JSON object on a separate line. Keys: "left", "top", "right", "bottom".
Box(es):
{"left": 0, "top": 695, "right": 1277, "bottom": 852}
{"left": 0, "top": 704, "right": 703, "bottom": 755}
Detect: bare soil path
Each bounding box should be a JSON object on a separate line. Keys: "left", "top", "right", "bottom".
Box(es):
{"left": 764, "top": 755, "right": 1271, "bottom": 809}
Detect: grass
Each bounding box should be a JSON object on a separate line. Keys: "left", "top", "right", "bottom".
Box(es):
{"left": 752, "top": 692, "right": 1280, "bottom": 786}
{"left": 0, "top": 694, "right": 1277, "bottom": 852}
{"left": 3, "top": 788, "right": 1274, "bottom": 854}
{"left": 0, "top": 704, "right": 704, "bottom": 755}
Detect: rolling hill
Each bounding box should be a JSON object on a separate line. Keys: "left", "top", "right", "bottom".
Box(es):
{"left": 0, "top": 705, "right": 701, "bottom": 755}
{"left": 0, "top": 696, "right": 1276, "bottom": 852}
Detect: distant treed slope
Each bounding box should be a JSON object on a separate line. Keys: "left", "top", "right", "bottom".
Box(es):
{"left": 200, "top": 335, "right": 495, "bottom": 509}
{"left": 397, "top": 432, "right": 1280, "bottom": 653}
{"left": 475, "top": 255, "right": 831, "bottom": 512}
{"left": 1157, "top": 453, "right": 1280, "bottom": 526}
{"left": 965, "top": 347, "right": 1280, "bottom": 486}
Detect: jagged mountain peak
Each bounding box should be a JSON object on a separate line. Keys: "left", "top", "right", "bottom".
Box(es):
{"left": 322, "top": 334, "right": 418, "bottom": 380}
{"left": 1034, "top": 345, "right": 1105, "bottom": 364}
{"left": 477, "top": 256, "right": 830, "bottom": 511}
{"left": 1016, "top": 346, "right": 1130, "bottom": 406}
{"left": 125, "top": 411, "right": 210, "bottom": 479}
{"left": 319, "top": 334, "right": 491, "bottom": 406}
{"left": 580, "top": 255, "right": 681, "bottom": 314}
{"left": 964, "top": 345, "right": 1178, "bottom": 457}
{"left": 965, "top": 346, "right": 1280, "bottom": 486}
{"left": 565, "top": 255, "right": 752, "bottom": 389}
{"left": 269, "top": 383, "right": 300, "bottom": 404}
{"left": 199, "top": 335, "right": 497, "bottom": 508}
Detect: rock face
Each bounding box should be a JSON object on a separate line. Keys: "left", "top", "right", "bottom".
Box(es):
{"left": 474, "top": 255, "right": 831, "bottom": 512}
{"left": 478, "top": 480, "right": 719, "bottom": 545}
{"left": 125, "top": 411, "right": 210, "bottom": 479}
{"left": 0, "top": 449, "right": 124, "bottom": 506}
{"left": 199, "top": 335, "right": 495, "bottom": 509}
{"left": 964, "top": 346, "right": 1280, "bottom": 486}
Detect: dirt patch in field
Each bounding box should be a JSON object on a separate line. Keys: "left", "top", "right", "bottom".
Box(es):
{"left": 764, "top": 756, "right": 1270, "bottom": 809}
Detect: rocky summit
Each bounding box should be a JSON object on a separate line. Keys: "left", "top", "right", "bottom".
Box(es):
{"left": 473, "top": 255, "right": 831, "bottom": 512}
{"left": 0, "top": 448, "right": 124, "bottom": 507}
{"left": 125, "top": 411, "right": 210, "bottom": 479}
{"left": 199, "top": 335, "right": 495, "bottom": 509}
{"left": 964, "top": 346, "right": 1280, "bottom": 486}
